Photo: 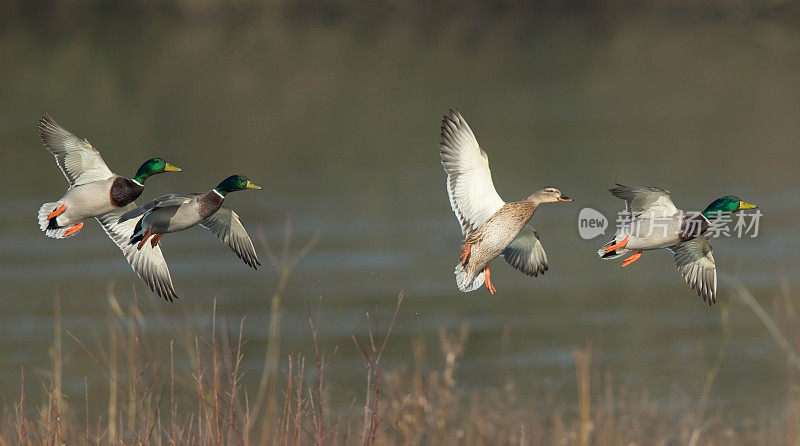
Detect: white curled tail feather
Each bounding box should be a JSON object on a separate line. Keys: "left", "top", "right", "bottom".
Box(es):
{"left": 38, "top": 202, "right": 74, "bottom": 238}
{"left": 38, "top": 202, "right": 60, "bottom": 231}
{"left": 454, "top": 263, "right": 485, "bottom": 292}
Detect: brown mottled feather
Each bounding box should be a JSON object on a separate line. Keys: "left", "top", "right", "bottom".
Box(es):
{"left": 462, "top": 201, "right": 537, "bottom": 278}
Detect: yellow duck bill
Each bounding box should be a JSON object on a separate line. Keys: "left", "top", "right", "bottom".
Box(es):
{"left": 738, "top": 201, "right": 757, "bottom": 210}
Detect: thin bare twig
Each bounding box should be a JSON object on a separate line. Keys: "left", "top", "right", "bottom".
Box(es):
{"left": 352, "top": 292, "right": 404, "bottom": 445}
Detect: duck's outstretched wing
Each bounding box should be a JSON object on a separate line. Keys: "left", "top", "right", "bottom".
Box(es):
{"left": 609, "top": 184, "right": 679, "bottom": 218}
{"left": 668, "top": 236, "right": 717, "bottom": 305}
{"left": 502, "top": 224, "right": 549, "bottom": 277}
{"left": 440, "top": 109, "right": 505, "bottom": 236}
{"left": 96, "top": 204, "right": 178, "bottom": 302}
{"left": 118, "top": 194, "right": 188, "bottom": 223}
{"left": 200, "top": 208, "right": 260, "bottom": 269}
{"left": 38, "top": 115, "right": 114, "bottom": 186}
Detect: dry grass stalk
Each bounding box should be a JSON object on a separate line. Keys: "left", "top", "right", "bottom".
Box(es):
{"left": 573, "top": 342, "right": 592, "bottom": 446}
{"left": 5, "top": 252, "right": 800, "bottom": 444}
{"left": 251, "top": 217, "right": 320, "bottom": 442}
{"left": 352, "top": 292, "right": 403, "bottom": 445}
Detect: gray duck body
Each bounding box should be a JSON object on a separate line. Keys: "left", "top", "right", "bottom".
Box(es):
{"left": 142, "top": 191, "right": 224, "bottom": 234}
{"left": 53, "top": 176, "right": 143, "bottom": 227}
{"left": 597, "top": 184, "right": 758, "bottom": 305}
{"left": 118, "top": 177, "right": 262, "bottom": 289}
{"left": 619, "top": 212, "right": 710, "bottom": 253}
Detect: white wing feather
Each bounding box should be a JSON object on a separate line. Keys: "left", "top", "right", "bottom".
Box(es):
{"left": 38, "top": 115, "right": 114, "bottom": 186}
{"left": 609, "top": 184, "right": 679, "bottom": 218}
{"left": 96, "top": 205, "right": 178, "bottom": 302}
{"left": 668, "top": 236, "right": 717, "bottom": 305}
{"left": 440, "top": 109, "right": 505, "bottom": 235}
{"left": 200, "top": 208, "right": 260, "bottom": 269}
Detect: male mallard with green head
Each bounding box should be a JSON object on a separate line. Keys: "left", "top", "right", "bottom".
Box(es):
{"left": 118, "top": 175, "right": 262, "bottom": 301}
{"left": 37, "top": 114, "right": 182, "bottom": 300}
{"left": 37, "top": 115, "right": 182, "bottom": 238}
{"left": 598, "top": 184, "right": 758, "bottom": 304}
{"left": 440, "top": 109, "right": 573, "bottom": 295}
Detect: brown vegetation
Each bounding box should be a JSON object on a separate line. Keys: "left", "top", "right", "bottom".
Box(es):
{"left": 3, "top": 234, "right": 799, "bottom": 445}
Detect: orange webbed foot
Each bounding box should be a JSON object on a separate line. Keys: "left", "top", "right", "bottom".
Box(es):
{"left": 621, "top": 250, "right": 643, "bottom": 268}
{"left": 484, "top": 266, "right": 497, "bottom": 295}
{"left": 459, "top": 243, "right": 471, "bottom": 265}
{"left": 150, "top": 233, "right": 163, "bottom": 248}
{"left": 47, "top": 204, "right": 66, "bottom": 219}
{"left": 63, "top": 222, "right": 83, "bottom": 237}
{"left": 605, "top": 234, "right": 630, "bottom": 253}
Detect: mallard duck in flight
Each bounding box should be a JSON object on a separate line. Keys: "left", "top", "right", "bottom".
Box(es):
{"left": 37, "top": 115, "right": 182, "bottom": 238}
{"left": 440, "top": 109, "right": 572, "bottom": 295}
{"left": 36, "top": 114, "right": 182, "bottom": 299}
{"left": 598, "top": 184, "right": 758, "bottom": 304}
{"left": 117, "top": 175, "right": 262, "bottom": 301}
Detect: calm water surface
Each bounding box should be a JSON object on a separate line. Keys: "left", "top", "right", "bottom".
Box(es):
{"left": 1, "top": 12, "right": 799, "bottom": 418}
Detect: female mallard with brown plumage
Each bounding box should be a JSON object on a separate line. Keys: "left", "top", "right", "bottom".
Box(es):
{"left": 598, "top": 184, "right": 758, "bottom": 305}
{"left": 440, "top": 109, "right": 572, "bottom": 295}
{"left": 117, "top": 175, "right": 262, "bottom": 301}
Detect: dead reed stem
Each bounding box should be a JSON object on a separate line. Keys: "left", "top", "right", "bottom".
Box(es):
{"left": 574, "top": 341, "right": 592, "bottom": 446}
{"left": 8, "top": 261, "right": 799, "bottom": 444}
{"left": 728, "top": 275, "right": 800, "bottom": 370}
{"left": 16, "top": 367, "right": 24, "bottom": 445}
{"left": 51, "top": 293, "right": 63, "bottom": 442}
{"left": 352, "top": 292, "right": 404, "bottom": 445}
{"left": 689, "top": 304, "right": 732, "bottom": 446}
{"left": 251, "top": 217, "right": 319, "bottom": 442}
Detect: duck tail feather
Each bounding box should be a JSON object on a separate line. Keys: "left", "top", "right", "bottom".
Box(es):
{"left": 38, "top": 202, "right": 63, "bottom": 234}
{"left": 45, "top": 224, "right": 80, "bottom": 239}
{"left": 598, "top": 238, "right": 627, "bottom": 259}
{"left": 454, "top": 262, "right": 485, "bottom": 292}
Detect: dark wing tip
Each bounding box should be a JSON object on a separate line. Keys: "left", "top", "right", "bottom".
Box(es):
{"left": 38, "top": 113, "right": 62, "bottom": 132}
{"left": 442, "top": 108, "right": 463, "bottom": 128}
{"left": 38, "top": 114, "right": 58, "bottom": 142}
{"left": 441, "top": 114, "right": 456, "bottom": 130}
{"left": 160, "top": 286, "right": 178, "bottom": 303}
{"left": 38, "top": 113, "right": 55, "bottom": 128}
{"left": 701, "top": 288, "right": 713, "bottom": 305}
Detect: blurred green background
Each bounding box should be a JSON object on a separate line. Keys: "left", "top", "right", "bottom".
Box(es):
{"left": 1, "top": 0, "right": 799, "bottom": 419}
